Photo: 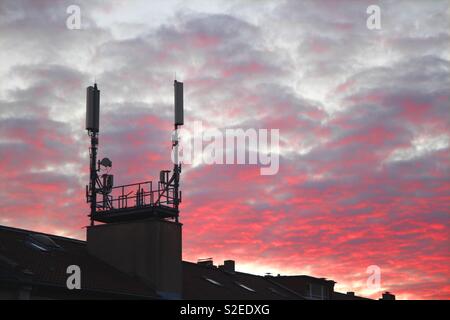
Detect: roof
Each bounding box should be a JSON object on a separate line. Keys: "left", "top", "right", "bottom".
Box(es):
{"left": 264, "top": 275, "right": 336, "bottom": 299}
{"left": 332, "top": 291, "right": 371, "bottom": 300}
{"left": 182, "top": 261, "right": 303, "bottom": 300}
{"left": 1, "top": 225, "right": 301, "bottom": 300}
{"left": 274, "top": 275, "right": 336, "bottom": 285}
{"left": 0, "top": 225, "right": 158, "bottom": 299}
{"left": 0, "top": 224, "right": 374, "bottom": 300}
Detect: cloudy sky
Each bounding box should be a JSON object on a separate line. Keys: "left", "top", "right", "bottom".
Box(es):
{"left": 0, "top": 0, "right": 449, "bottom": 299}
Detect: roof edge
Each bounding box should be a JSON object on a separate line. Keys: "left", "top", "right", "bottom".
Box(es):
{"left": 0, "top": 224, "right": 86, "bottom": 245}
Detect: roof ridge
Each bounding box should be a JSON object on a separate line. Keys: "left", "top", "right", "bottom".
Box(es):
{"left": 0, "top": 224, "right": 86, "bottom": 244}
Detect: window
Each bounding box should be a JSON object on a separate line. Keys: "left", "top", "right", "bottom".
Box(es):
{"left": 235, "top": 282, "right": 256, "bottom": 292}
{"left": 28, "top": 241, "right": 49, "bottom": 252}
{"left": 268, "top": 287, "right": 288, "bottom": 298}
{"left": 30, "top": 234, "right": 62, "bottom": 249}
{"left": 26, "top": 233, "right": 62, "bottom": 252}
{"left": 203, "top": 277, "right": 222, "bottom": 286}
{"left": 307, "top": 283, "right": 327, "bottom": 300}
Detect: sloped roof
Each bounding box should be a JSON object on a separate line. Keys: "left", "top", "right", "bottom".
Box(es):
{"left": 0, "top": 225, "right": 158, "bottom": 299}
{"left": 182, "top": 261, "right": 303, "bottom": 300}
{"left": 0, "top": 224, "right": 372, "bottom": 300}
{"left": 0, "top": 225, "right": 301, "bottom": 300}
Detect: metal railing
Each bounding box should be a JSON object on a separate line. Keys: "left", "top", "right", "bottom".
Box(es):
{"left": 95, "top": 180, "right": 178, "bottom": 212}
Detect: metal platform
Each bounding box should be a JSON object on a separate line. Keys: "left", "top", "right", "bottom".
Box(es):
{"left": 88, "top": 180, "right": 180, "bottom": 224}
{"left": 91, "top": 204, "right": 179, "bottom": 223}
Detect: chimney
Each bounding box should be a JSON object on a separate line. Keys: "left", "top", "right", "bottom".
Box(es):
{"left": 222, "top": 260, "right": 235, "bottom": 273}
{"left": 197, "top": 258, "right": 214, "bottom": 268}
{"left": 346, "top": 291, "right": 355, "bottom": 296}
{"left": 87, "top": 218, "right": 182, "bottom": 299}
{"left": 380, "top": 291, "right": 396, "bottom": 300}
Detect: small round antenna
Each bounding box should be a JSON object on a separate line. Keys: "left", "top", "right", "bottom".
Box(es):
{"left": 100, "top": 157, "right": 112, "bottom": 168}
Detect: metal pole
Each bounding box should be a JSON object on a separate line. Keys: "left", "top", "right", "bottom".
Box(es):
{"left": 173, "top": 124, "right": 180, "bottom": 222}
{"left": 89, "top": 132, "right": 98, "bottom": 226}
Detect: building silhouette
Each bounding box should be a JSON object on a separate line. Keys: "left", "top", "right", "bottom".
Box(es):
{"left": 0, "top": 224, "right": 394, "bottom": 300}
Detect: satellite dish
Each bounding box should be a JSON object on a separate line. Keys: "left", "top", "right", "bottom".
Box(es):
{"left": 100, "top": 157, "right": 112, "bottom": 168}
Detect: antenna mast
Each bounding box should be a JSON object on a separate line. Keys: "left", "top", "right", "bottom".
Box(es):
{"left": 86, "top": 84, "right": 100, "bottom": 226}
{"left": 85, "top": 81, "right": 183, "bottom": 225}
{"left": 173, "top": 79, "right": 184, "bottom": 217}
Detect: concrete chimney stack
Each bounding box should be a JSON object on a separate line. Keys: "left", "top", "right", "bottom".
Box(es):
{"left": 87, "top": 218, "right": 182, "bottom": 299}
{"left": 380, "top": 291, "right": 396, "bottom": 300}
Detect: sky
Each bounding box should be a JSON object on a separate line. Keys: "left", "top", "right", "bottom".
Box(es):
{"left": 0, "top": 0, "right": 449, "bottom": 299}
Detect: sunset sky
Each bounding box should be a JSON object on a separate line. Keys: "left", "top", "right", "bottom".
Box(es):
{"left": 0, "top": 0, "right": 449, "bottom": 299}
